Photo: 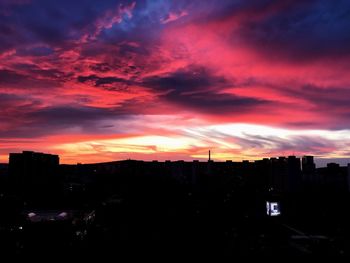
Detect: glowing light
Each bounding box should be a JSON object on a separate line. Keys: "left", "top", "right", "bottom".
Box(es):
{"left": 28, "top": 212, "right": 36, "bottom": 218}
{"left": 58, "top": 212, "right": 68, "bottom": 217}
{"left": 266, "top": 201, "right": 281, "bottom": 216}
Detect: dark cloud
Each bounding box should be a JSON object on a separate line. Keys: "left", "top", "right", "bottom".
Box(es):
{"left": 277, "top": 83, "right": 350, "bottom": 129}
{"left": 0, "top": 69, "right": 27, "bottom": 84}
{"left": 164, "top": 91, "right": 266, "bottom": 114}
{"left": 0, "top": 93, "right": 37, "bottom": 110}
{"left": 77, "top": 74, "right": 131, "bottom": 91}
{"left": 0, "top": 0, "right": 135, "bottom": 51}
{"left": 2, "top": 0, "right": 348, "bottom": 63}
{"left": 0, "top": 105, "right": 133, "bottom": 138}
{"left": 16, "top": 46, "right": 54, "bottom": 56}
{"left": 0, "top": 93, "right": 43, "bottom": 134}
{"left": 298, "top": 85, "right": 350, "bottom": 109}
{"left": 88, "top": 62, "right": 141, "bottom": 76}
{"left": 143, "top": 66, "right": 267, "bottom": 113}
{"left": 118, "top": 42, "right": 149, "bottom": 55}
{"left": 0, "top": 92, "right": 29, "bottom": 102}
{"left": 0, "top": 0, "right": 201, "bottom": 55}
{"left": 144, "top": 66, "right": 228, "bottom": 91}
{"left": 236, "top": 0, "right": 350, "bottom": 60}
{"left": 30, "top": 106, "right": 116, "bottom": 125}
{"left": 13, "top": 63, "right": 73, "bottom": 81}
{"left": 0, "top": 68, "right": 64, "bottom": 88}
{"left": 89, "top": 63, "right": 112, "bottom": 73}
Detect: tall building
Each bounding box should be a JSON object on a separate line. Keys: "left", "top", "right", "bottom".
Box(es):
{"left": 301, "top": 155, "right": 318, "bottom": 189}
{"left": 286, "top": 156, "right": 302, "bottom": 192}
{"left": 348, "top": 164, "right": 350, "bottom": 192}
{"left": 9, "top": 151, "right": 60, "bottom": 202}
{"left": 268, "top": 156, "right": 302, "bottom": 193}
{"left": 302, "top": 156, "right": 316, "bottom": 174}
{"left": 302, "top": 155, "right": 316, "bottom": 177}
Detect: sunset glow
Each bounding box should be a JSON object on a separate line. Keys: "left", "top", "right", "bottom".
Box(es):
{"left": 1, "top": 0, "right": 350, "bottom": 164}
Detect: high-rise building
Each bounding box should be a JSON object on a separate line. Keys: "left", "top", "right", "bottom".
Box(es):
{"left": 301, "top": 155, "right": 317, "bottom": 188}
{"left": 348, "top": 164, "right": 350, "bottom": 192}
{"left": 9, "top": 151, "right": 60, "bottom": 202}
{"left": 268, "top": 156, "right": 301, "bottom": 193}
{"left": 302, "top": 156, "right": 316, "bottom": 174}
{"left": 287, "top": 156, "right": 302, "bottom": 192}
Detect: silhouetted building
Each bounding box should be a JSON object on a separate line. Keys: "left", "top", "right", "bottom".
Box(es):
{"left": 302, "top": 156, "right": 315, "bottom": 173}
{"left": 0, "top": 163, "right": 9, "bottom": 193}
{"left": 252, "top": 159, "right": 270, "bottom": 192}
{"left": 287, "top": 156, "right": 302, "bottom": 192}
{"left": 9, "top": 151, "right": 60, "bottom": 204}
{"left": 302, "top": 156, "right": 315, "bottom": 175}
{"left": 348, "top": 164, "right": 350, "bottom": 192}
{"left": 268, "top": 156, "right": 301, "bottom": 193}
{"left": 317, "top": 163, "right": 348, "bottom": 192}
{"left": 301, "top": 155, "right": 318, "bottom": 188}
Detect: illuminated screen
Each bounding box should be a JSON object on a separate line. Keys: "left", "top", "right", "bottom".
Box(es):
{"left": 266, "top": 201, "right": 281, "bottom": 216}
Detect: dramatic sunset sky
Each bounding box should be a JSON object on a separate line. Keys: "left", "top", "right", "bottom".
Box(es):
{"left": 1, "top": 0, "right": 350, "bottom": 165}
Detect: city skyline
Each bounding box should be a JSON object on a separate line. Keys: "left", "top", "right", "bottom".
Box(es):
{"left": 1, "top": 1, "right": 350, "bottom": 164}
{"left": 2, "top": 150, "right": 349, "bottom": 168}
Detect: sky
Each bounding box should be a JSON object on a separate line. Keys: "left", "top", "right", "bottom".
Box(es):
{"left": 1, "top": 0, "right": 350, "bottom": 165}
